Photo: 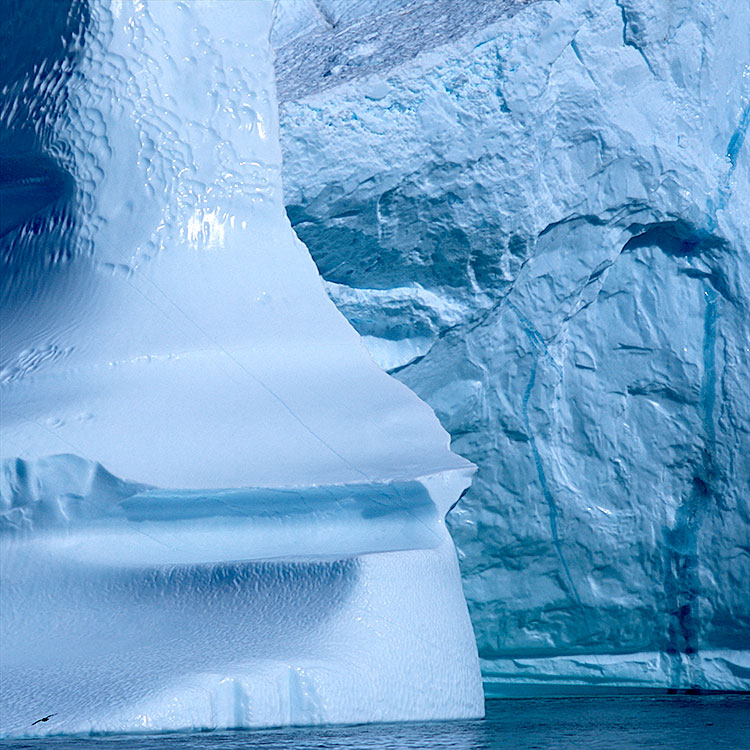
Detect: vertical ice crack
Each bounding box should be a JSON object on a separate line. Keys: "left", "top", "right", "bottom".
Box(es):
{"left": 726, "top": 100, "right": 750, "bottom": 175}
{"left": 700, "top": 286, "right": 718, "bottom": 448}
{"left": 663, "top": 99, "right": 746, "bottom": 685}
{"left": 613, "top": 0, "right": 656, "bottom": 76}
{"left": 706, "top": 99, "right": 750, "bottom": 230}
{"left": 510, "top": 304, "right": 588, "bottom": 621}
{"left": 664, "top": 283, "right": 718, "bottom": 687}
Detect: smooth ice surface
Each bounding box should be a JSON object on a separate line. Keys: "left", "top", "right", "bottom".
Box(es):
{"left": 0, "top": 0, "right": 482, "bottom": 737}
{"left": 0, "top": 0, "right": 471, "bottom": 490}
{"left": 275, "top": 0, "right": 750, "bottom": 691}
{"left": 1, "top": 514, "right": 482, "bottom": 737}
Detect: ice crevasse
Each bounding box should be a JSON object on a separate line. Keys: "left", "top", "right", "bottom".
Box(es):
{"left": 0, "top": 0, "right": 483, "bottom": 737}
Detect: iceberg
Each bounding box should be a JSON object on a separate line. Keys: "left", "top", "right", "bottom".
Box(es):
{"left": 275, "top": 0, "right": 750, "bottom": 691}
{"left": 0, "top": 0, "right": 482, "bottom": 737}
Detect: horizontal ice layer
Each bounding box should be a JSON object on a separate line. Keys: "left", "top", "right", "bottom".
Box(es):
{"left": 1, "top": 454, "right": 473, "bottom": 565}
{"left": 481, "top": 651, "right": 750, "bottom": 695}
{"left": 0, "top": 0, "right": 483, "bottom": 736}
{"left": 274, "top": 0, "right": 750, "bottom": 691}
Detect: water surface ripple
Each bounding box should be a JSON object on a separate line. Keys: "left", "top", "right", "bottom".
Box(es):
{"left": 2, "top": 696, "right": 748, "bottom": 749}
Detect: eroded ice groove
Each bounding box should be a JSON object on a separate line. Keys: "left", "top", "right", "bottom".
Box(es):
{"left": 0, "top": 0, "right": 482, "bottom": 736}
{"left": 1, "top": 454, "right": 460, "bottom": 565}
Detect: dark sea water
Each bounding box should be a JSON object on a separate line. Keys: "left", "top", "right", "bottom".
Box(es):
{"left": 3, "top": 696, "right": 749, "bottom": 750}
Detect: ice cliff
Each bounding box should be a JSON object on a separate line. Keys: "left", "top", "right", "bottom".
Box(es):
{"left": 274, "top": 0, "right": 750, "bottom": 691}
{"left": 0, "top": 0, "right": 482, "bottom": 737}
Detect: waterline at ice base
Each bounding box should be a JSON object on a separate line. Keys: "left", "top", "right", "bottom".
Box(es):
{"left": 0, "top": 0, "right": 483, "bottom": 737}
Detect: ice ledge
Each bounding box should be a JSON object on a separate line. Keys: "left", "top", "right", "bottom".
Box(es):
{"left": 482, "top": 651, "right": 750, "bottom": 694}
{"left": 1, "top": 454, "right": 474, "bottom": 565}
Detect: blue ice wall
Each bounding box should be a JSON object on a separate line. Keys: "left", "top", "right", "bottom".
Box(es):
{"left": 274, "top": 0, "right": 750, "bottom": 690}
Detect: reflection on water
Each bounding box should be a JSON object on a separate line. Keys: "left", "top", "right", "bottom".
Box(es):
{"left": 2, "top": 695, "right": 748, "bottom": 749}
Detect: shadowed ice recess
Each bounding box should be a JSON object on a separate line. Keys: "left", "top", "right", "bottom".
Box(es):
{"left": 2, "top": 455, "right": 442, "bottom": 565}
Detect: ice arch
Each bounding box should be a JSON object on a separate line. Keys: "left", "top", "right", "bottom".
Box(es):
{"left": 0, "top": 0, "right": 482, "bottom": 737}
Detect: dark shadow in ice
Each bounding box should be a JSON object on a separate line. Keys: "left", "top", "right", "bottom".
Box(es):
{"left": 1, "top": 454, "right": 442, "bottom": 564}
{"left": 1, "top": 556, "right": 360, "bottom": 729}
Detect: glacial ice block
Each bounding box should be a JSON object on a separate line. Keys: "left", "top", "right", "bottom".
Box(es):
{"left": 0, "top": 0, "right": 482, "bottom": 736}
{"left": 0, "top": 456, "right": 481, "bottom": 736}
{"left": 273, "top": 0, "right": 750, "bottom": 692}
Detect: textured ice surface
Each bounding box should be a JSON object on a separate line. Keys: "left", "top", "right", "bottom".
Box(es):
{"left": 275, "top": 0, "right": 750, "bottom": 690}
{"left": 0, "top": 0, "right": 470, "bottom": 489}
{"left": 0, "top": 0, "right": 482, "bottom": 737}
{"left": 1, "top": 456, "right": 481, "bottom": 736}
